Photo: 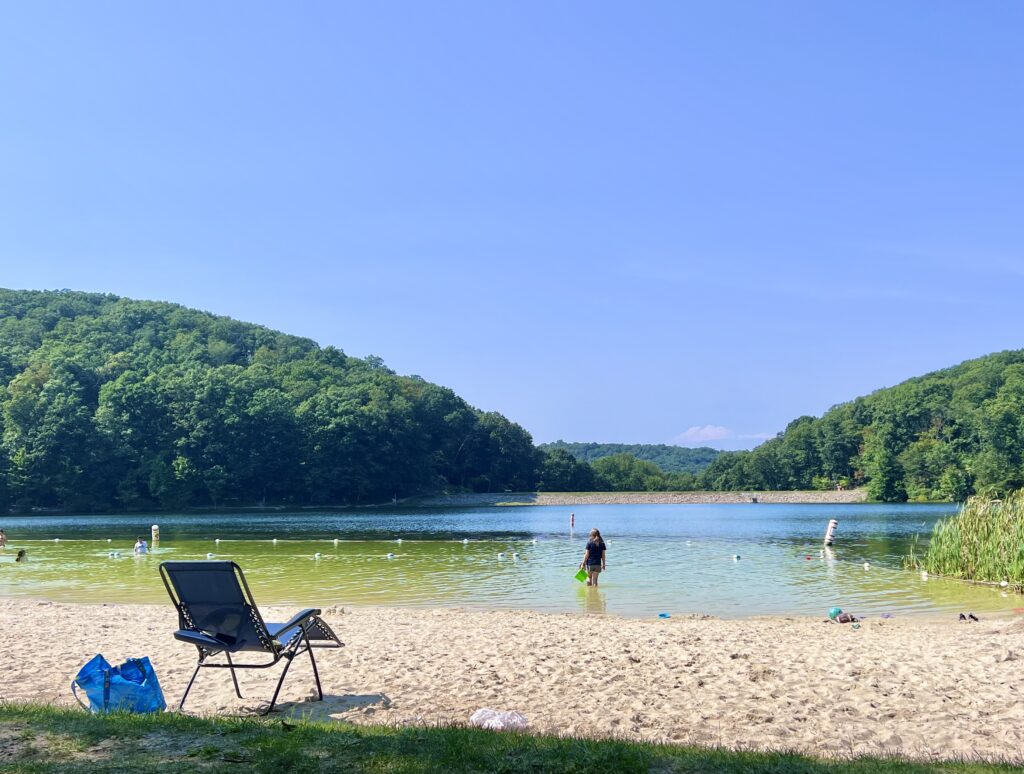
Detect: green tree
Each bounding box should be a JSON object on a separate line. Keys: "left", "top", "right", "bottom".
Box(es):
{"left": 592, "top": 454, "right": 665, "bottom": 491}
{"left": 537, "top": 449, "right": 596, "bottom": 491}
{"left": 863, "top": 423, "right": 906, "bottom": 502}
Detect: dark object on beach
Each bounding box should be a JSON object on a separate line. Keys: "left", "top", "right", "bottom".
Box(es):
{"left": 969, "top": 613, "right": 979, "bottom": 622}
{"left": 959, "top": 613, "right": 967, "bottom": 621}
{"left": 824, "top": 608, "right": 858, "bottom": 624}
{"left": 750, "top": 496, "right": 758, "bottom": 503}
{"left": 159, "top": 561, "right": 343, "bottom": 714}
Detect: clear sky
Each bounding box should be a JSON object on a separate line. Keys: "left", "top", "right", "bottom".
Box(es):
{"left": 2, "top": 3, "right": 1022, "bottom": 450}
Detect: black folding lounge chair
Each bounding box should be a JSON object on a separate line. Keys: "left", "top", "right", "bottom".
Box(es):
{"left": 159, "top": 560, "right": 343, "bottom": 713}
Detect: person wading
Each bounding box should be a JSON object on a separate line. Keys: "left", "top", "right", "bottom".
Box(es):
{"left": 579, "top": 528, "right": 607, "bottom": 587}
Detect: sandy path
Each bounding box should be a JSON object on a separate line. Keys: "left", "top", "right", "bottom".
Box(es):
{"left": 3, "top": 600, "right": 1022, "bottom": 762}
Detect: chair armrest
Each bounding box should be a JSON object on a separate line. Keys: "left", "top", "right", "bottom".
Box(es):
{"left": 266, "top": 608, "right": 322, "bottom": 640}
{"left": 174, "top": 629, "right": 234, "bottom": 651}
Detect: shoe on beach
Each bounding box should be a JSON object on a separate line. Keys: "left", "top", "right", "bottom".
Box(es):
{"left": 969, "top": 613, "right": 979, "bottom": 622}
{"left": 959, "top": 613, "right": 967, "bottom": 621}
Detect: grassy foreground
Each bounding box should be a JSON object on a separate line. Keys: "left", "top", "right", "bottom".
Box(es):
{"left": 1, "top": 704, "right": 1022, "bottom": 773}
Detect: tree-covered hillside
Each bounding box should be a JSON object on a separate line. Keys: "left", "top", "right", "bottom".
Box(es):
{"left": 0, "top": 289, "right": 539, "bottom": 511}
{"left": 700, "top": 350, "right": 1024, "bottom": 501}
{"left": 4, "top": 289, "right": 1021, "bottom": 509}
{"left": 538, "top": 442, "right": 720, "bottom": 474}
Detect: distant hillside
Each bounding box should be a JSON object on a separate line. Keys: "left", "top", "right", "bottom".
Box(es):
{"left": 700, "top": 350, "right": 1024, "bottom": 502}
{"left": 0, "top": 289, "right": 539, "bottom": 511}
{"left": 538, "top": 442, "right": 721, "bottom": 474}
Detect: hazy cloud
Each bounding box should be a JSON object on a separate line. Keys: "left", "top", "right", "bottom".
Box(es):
{"left": 670, "top": 425, "right": 774, "bottom": 449}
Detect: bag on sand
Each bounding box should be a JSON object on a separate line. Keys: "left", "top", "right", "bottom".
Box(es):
{"left": 470, "top": 708, "right": 528, "bottom": 731}
{"left": 72, "top": 654, "right": 166, "bottom": 714}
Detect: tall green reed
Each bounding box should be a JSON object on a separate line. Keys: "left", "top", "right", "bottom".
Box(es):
{"left": 904, "top": 490, "right": 1024, "bottom": 589}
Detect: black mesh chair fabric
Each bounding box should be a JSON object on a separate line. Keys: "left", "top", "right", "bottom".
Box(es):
{"left": 160, "top": 561, "right": 270, "bottom": 652}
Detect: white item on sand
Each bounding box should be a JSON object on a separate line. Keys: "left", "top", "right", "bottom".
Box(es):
{"left": 469, "top": 708, "right": 528, "bottom": 731}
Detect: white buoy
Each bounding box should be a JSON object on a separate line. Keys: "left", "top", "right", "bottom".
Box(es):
{"left": 823, "top": 519, "right": 839, "bottom": 546}
{"left": 272, "top": 538, "right": 278, "bottom": 544}
{"left": 396, "top": 538, "right": 402, "bottom": 544}
{"left": 462, "top": 539, "right": 469, "bottom": 544}
{"left": 54, "top": 538, "right": 60, "bottom": 543}
{"left": 498, "top": 552, "right": 506, "bottom": 559}
{"left": 151, "top": 524, "right": 160, "bottom": 543}
{"left": 333, "top": 538, "right": 339, "bottom": 546}
{"left": 512, "top": 553, "right": 519, "bottom": 560}
{"left": 863, "top": 563, "right": 871, "bottom": 570}
{"left": 387, "top": 552, "right": 395, "bottom": 559}
{"left": 215, "top": 538, "right": 221, "bottom": 544}
{"left": 314, "top": 552, "right": 322, "bottom": 559}
{"left": 921, "top": 571, "right": 928, "bottom": 579}
{"left": 1001, "top": 580, "right": 1009, "bottom": 587}
{"left": 107, "top": 539, "right": 112, "bottom": 543}
{"left": 108, "top": 551, "right": 114, "bottom": 558}
{"left": 207, "top": 553, "right": 215, "bottom": 559}
{"left": 733, "top": 554, "right": 740, "bottom": 561}
{"left": 686, "top": 540, "right": 692, "bottom": 546}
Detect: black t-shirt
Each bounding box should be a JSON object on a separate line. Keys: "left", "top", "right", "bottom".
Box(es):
{"left": 585, "top": 540, "right": 606, "bottom": 566}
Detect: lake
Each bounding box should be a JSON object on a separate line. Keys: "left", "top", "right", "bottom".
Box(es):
{"left": 0, "top": 503, "right": 1017, "bottom": 618}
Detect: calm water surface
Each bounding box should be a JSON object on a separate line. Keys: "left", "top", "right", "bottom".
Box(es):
{"left": 0, "top": 503, "right": 1018, "bottom": 618}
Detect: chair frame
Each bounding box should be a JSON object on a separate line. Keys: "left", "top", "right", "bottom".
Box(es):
{"left": 159, "top": 561, "right": 342, "bottom": 714}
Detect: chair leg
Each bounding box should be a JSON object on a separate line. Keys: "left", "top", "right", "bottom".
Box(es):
{"left": 224, "top": 653, "right": 244, "bottom": 699}
{"left": 303, "top": 632, "right": 324, "bottom": 701}
{"left": 179, "top": 662, "right": 203, "bottom": 712}
{"left": 264, "top": 654, "right": 296, "bottom": 714}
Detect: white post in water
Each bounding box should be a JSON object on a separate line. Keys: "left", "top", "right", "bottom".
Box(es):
{"left": 151, "top": 524, "right": 160, "bottom": 544}
{"left": 823, "top": 519, "right": 838, "bottom": 546}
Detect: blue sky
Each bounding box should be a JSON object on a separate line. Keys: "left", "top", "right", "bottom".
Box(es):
{"left": 2, "top": 3, "right": 1022, "bottom": 449}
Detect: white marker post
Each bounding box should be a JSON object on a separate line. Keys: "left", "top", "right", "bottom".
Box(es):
{"left": 151, "top": 524, "right": 160, "bottom": 544}
{"left": 823, "top": 519, "right": 838, "bottom": 546}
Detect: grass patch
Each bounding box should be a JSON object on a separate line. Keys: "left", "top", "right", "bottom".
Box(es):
{"left": 1, "top": 703, "right": 1022, "bottom": 773}
{"left": 905, "top": 490, "right": 1024, "bottom": 589}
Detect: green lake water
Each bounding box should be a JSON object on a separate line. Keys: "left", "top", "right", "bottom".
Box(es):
{"left": 0, "top": 503, "right": 1018, "bottom": 618}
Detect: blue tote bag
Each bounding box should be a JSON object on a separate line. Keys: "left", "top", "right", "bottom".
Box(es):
{"left": 72, "top": 654, "right": 166, "bottom": 714}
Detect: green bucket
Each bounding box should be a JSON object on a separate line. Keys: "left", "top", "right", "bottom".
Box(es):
{"left": 574, "top": 567, "right": 589, "bottom": 583}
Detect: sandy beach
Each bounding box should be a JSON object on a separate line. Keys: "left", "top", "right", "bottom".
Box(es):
{"left": 3, "top": 599, "right": 1022, "bottom": 762}
{"left": 412, "top": 490, "right": 869, "bottom": 507}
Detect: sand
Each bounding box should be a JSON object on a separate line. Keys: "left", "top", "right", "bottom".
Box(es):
{"left": 413, "top": 490, "right": 869, "bottom": 507}
{"left": 3, "top": 600, "right": 1023, "bottom": 762}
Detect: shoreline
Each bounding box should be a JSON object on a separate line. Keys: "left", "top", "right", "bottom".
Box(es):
{"left": 3, "top": 599, "right": 1022, "bottom": 761}
{"left": 413, "top": 489, "right": 871, "bottom": 507}
{"left": 0, "top": 489, "right": 874, "bottom": 518}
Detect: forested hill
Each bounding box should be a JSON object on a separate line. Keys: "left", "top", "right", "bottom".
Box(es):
{"left": 0, "top": 289, "right": 539, "bottom": 511}
{"left": 538, "top": 442, "right": 720, "bottom": 474}
{"left": 700, "top": 350, "right": 1024, "bottom": 502}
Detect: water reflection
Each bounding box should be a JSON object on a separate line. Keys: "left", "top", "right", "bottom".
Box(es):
{"left": 577, "top": 585, "right": 607, "bottom": 614}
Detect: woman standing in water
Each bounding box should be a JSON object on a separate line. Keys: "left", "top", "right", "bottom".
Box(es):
{"left": 579, "top": 528, "right": 607, "bottom": 587}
